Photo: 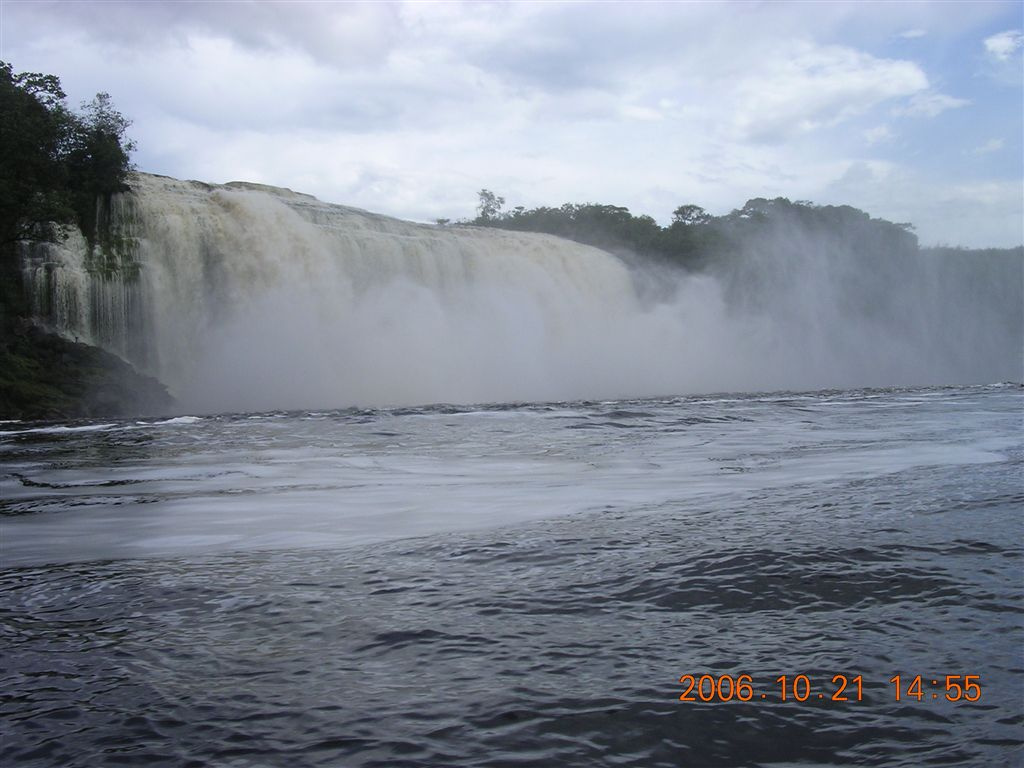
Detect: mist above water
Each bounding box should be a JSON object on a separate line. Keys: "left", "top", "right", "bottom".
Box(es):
{"left": 24, "top": 174, "right": 1023, "bottom": 412}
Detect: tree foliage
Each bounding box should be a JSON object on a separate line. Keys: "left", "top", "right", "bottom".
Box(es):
{"left": 476, "top": 189, "right": 505, "bottom": 222}
{"left": 465, "top": 191, "right": 919, "bottom": 270}
{"left": 0, "top": 62, "right": 135, "bottom": 329}
{"left": 0, "top": 62, "right": 134, "bottom": 249}
{"left": 671, "top": 204, "right": 711, "bottom": 226}
{"left": 65, "top": 92, "right": 136, "bottom": 245}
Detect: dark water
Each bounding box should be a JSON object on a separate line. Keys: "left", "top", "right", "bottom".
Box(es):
{"left": 1, "top": 385, "right": 1022, "bottom": 766}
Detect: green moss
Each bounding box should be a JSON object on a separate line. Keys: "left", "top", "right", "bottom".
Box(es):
{"left": 81, "top": 192, "right": 141, "bottom": 281}
{"left": 83, "top": 230, "right": 141, "bottom": 281}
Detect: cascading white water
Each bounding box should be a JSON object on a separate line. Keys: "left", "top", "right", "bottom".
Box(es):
{"left": 134, "top": 174, "right": 671, "bottom": 410}
{"left": 19, "top": 195, "right": 150, "bottom": 368}
{"left": 21, "top": 173, "right": 1023, "bottom": 412}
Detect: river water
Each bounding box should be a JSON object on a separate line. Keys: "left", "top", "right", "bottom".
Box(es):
{"left": 1, "top": 384, "right": 1021, "bottom": 766}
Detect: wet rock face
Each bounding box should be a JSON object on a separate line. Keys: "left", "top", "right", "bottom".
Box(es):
{"left": 0, "top": 324, "right": 174, "bottom": 420}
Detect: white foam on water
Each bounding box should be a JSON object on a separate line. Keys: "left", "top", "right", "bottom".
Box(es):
{"left": 0, "top": 423, "right": 117, "bottom": 436}
{"left": 1, "top": 388, "right": 1019, "bottom": 567}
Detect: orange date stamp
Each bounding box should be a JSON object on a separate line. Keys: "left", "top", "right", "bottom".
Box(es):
{"left": 677, "top": 674, "right": 982, "bottom": 703}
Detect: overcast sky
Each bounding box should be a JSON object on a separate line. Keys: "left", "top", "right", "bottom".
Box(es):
{"left": 2, "top": 0, "right": 1022, "bottom": 247}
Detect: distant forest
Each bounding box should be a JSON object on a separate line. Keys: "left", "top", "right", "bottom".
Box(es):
{"left": 456, "top": 189, "right": 1020, "bottom": 270}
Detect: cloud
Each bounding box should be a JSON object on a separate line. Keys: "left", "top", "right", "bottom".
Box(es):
{"left": 729, "top": 42, "right": 927, "bottom": 142}
{"left": 972, "top": 138, "right": 1005, "bottom": 154}
{"left": 899, "top": 29, "right": 928, "bottom": 39}
{"left": 5, "top": 1, "right": 402, "bottom": 68}
{"left": 825, "top": 162, "right": 1023, "bottom": 248}
{"left": 984, "top": 29, "right": 1023, "bottom": 61}
{"left": 1, "top": 1, "right": 1019, "bottom": 247}
{"left": 894, "top": 91, "right": 970, "bottom": 118}
{"left": 863, "top": 125, "right": 894, "bottom": 144}
{"left": 980, "top": 28, "right": 1024, "bottom": 86}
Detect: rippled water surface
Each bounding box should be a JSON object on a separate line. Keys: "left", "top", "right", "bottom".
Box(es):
{"left": 1, "top": 385, "right": 1022, "bottom": 766}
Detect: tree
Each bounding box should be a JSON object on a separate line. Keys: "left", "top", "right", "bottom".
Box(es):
{"left": 671, "top": 204, "right": 711, "bottom": 226}
{"left": 0, "top": 61, "right": 135, "bottom": 327}
{"left": 0, "top": 62, "right": 72, "bottom": 247}
{"left": 461, "top": 186, "right": 925, "bottom": 274}
{"left": 65, "top": 92, "right": 136, "bottom": 244}
{"left": 476, "top": 189, "right": 505, "bottom": 222}
{"left": 0, "top": 64, "right": 134, "bottom": 248}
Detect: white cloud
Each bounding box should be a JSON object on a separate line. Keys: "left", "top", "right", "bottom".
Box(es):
{"left": 972, "top": 138, "right": 1005, "bottom": 154}
{"left": 1, "top": 1, "right": 1019, "bottom": 246}
{"left": 864, "top": 125, "right": 894, "bottom": 144}
{"left": 899, "top": 29, "right": 928, "bottom": 39}
{"left": 619, "top": 104, "right": 664, "bottom": 122}
{"left": 729, "top": 42, "right": 927, "bottom": 142}
{"left": 825, "top": 162, "right": 1023, "bottom": 247}
{"left": 4, "top": 1, "right": 402, "bottom": 69}
{"left": 894, "top": 91, "right": 970, "bottom": 118}
{"left": 984, "top": 29, "right": 1024, "bottom": 61}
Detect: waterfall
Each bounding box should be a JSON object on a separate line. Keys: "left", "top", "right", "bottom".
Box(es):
{"left": 24, "top": 174, "right": 668, "bottom": 410}
{"left": 19, "top": 213, "right": 148, "bottom": 366}
{"left": 21, "top": 173, "right": 1023, "bottom": 412}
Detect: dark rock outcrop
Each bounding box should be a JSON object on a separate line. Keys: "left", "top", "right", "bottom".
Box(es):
{"left": 0, "top": 322, "right": 174, "bottom": 420}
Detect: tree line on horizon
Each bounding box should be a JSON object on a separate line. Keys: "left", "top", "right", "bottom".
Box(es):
{"left": 457, "top": 188, "right": 929, "bottom": 270}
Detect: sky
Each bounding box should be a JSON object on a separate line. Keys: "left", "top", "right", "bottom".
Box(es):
{"left": 2, "top": 0, "right": 1022, "bottom": 247}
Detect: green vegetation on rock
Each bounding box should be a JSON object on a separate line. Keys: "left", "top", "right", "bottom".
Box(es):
{"left": 0, "top": 62, "right": 134, "bottom": 252}
{"left": 0, "top": 62, "right": 170, "bottom": 420}
{"left": 0, "top": 323, "right": 172, "bottom": 420}
{"left": 1, "top": 61, "right": 137, "bottom": 326}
